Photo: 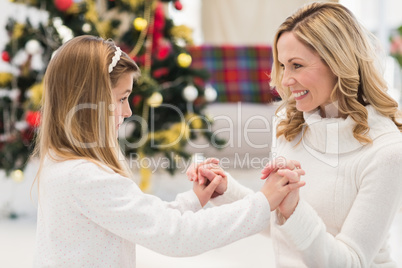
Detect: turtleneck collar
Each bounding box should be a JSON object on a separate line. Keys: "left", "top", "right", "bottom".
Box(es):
{"left": 302, "top": 105, "right": 399, "bottom": 154}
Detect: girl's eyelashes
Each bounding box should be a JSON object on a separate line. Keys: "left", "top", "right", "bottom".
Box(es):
{"left": 120, "top": 97, "right": 128, "bottom": 103}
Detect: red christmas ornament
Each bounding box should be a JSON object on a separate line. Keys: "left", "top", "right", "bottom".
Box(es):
{"left": 1, "top": 51, "right": 10, "bottom": 62}
{"left": 152, "top": 32, "right": 163, "bottom": 51}
{"left": 174, "top": 1, "right": 183, "bottom": 10}
{"left": 132, "top": 95, "right": 142, "bottom": 106}
{"left": 153, "top": 67, "right": 169, "bottom": 78}
{"left": 54, "top": 0, "right": 73, "bottom": 11}
{"left": 154, "top": 3, "right": 165, "bottom": 31}
{"left": 157, "top": 44, "right": 171, "bottom": 60}
{"left": 132, "top": 54, "right": 145, "bottom": 66}
{"left": 151, "top": 2, "right": 166, "bottom": 52}
{"left": 26, "top": 111, "right": 41, "bottom": 128}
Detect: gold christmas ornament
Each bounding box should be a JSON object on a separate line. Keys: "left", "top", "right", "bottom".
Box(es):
{"left": 0, "top": 72, "right": 13, "bottom": 87}
{"left": 186, "top": 113, "right": 203, "bottom": 129}
{"left": 138, "top": 151, "right": 152, "bottom": 192}
{"left": 171, "top": 122, "right": 190, "bottom": 141}
{"left": 149, "top": 121, "right": 189, "bottom": 151}
{"left": 139, "top": 165, "right": 152, "bottom": 192}
{"left": 123, "top": 0, "right": 144, "bottom": 10}
{"left": 133, "top": 17, "right": 148, "bottom": 31}
{"left": 85, "top": 1, "right": 98, "bottom": 23}
{"left": 65, "top": 3, "right": 80, "bottom": 14}
{"left": 10, "top": 169, "right": 24, "bottom": 182}
{"left": 98, "top": 21, "right": 113, "bottom": 39}
{"left": 177, "top": 53, "right": 192, "bottom": 68}
{"left": 191, "top": 118, "right": 203, "bottom": 129}
{"left": 12, "top": 23, "right": 25, "bottom": 39}
{"left": 84, "top": 0, "right": 106, "bottom": 37}
{"left": 171, "top": 25, "right": 193, "bottom": 45}
{"left": 28, "top": 82, "right": 43, "bottom": 109}
{"left": 147, "top": 92, "right": 163, "bottom": 107}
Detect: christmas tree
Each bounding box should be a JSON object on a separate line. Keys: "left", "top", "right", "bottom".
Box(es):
{"left": 0, "top": 0, "right": 224, "bottom": 186}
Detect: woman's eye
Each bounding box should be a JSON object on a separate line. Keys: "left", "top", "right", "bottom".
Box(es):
{"left": 120, "top": 97, "right": 127, "bottom": 103}
{"left": 294, "top": 63, "right": 302, "bottom": 69}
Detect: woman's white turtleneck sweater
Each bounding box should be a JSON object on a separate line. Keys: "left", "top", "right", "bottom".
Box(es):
{"left": 212, "top": 105, "right": 402, "bottom": 267}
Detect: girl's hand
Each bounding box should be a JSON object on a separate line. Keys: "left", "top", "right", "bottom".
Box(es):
{"left": 198, "top": 166, "right": 228, "bottom": 198}
{"left": 187, "top": 158, "right": 221, "bottom": 184}
{"left": 193, "top": 168, "right": 224, "bottom": 207}
{"left": 187, "top": 158, "right": 227, "bottom": 196}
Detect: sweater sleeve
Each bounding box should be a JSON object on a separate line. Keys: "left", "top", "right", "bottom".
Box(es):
{"left": 162, "top": 190, "right": 203, "bottom": 213}
{"left": 273, "top": 142, "right": 402, "bottom": 267}
{"left": 209, "top": 172, "right": 255, "bottom": 206}
{"left": 70, "top": 162, "right": 271, "bottom": 257}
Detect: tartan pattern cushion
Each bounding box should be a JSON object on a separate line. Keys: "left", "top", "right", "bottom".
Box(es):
{"left": 188, "top": 45, "right": 278, "bottom": 103}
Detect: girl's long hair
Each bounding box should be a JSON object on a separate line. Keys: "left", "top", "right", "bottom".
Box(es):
{"left": 270, "top": 2, "right": 402, "bottom": 143}
{"left": 32, "top": 35, "right": 140, "bottom": 185}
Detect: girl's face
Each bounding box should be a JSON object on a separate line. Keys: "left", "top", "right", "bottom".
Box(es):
{"left": 112, "top": 72, "right": 134, "bottom": 131}
{"left": 277, "top": 32, "right": 338, "bottom": 117}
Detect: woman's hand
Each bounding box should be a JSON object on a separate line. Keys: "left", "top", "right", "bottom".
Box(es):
{"left": 260, "top": 156, "right": 301, "bottom": 181}
{"left": 276, "top": 169, "right": 304, "bottom": 219}
{"left": 260, "top": 157, "right": 305, "bottom": 216}
{"left": 260, "top": 166, "right": 305, "bottom": 211}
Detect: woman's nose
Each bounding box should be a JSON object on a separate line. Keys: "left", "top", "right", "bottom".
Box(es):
{"left": 281, "top": 70, "right": 296, "bottom": 88}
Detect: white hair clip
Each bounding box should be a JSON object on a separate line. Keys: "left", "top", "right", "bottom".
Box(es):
{"left": 108, "top": 46, "right": 122, "bottom": 73}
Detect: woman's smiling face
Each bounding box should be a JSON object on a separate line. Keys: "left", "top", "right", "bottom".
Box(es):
{"left": 277, "top": 31, "right": 338, "bottom": 117}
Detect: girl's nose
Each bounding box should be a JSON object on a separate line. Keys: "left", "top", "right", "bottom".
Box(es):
{"left": 123, "top": 102, "right": 132, "bottom": 118}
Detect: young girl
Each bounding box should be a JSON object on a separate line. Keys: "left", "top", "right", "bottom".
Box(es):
{"left": 32, "top": 35, "right": 305, "bottom": 267}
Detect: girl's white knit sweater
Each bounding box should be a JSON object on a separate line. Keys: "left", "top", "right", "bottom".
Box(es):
{"left": 34, "top": 157, "right": 271, "bottom": 267}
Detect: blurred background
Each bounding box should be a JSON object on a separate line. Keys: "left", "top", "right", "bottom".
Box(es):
{"left": 0, "top": 0, "right": 401, "bottom": 267}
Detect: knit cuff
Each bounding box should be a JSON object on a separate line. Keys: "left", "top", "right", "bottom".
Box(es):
{"left": 210, "top": 172, "right": 254, "bottom": 206}
{"left": 180, "top": 190, "right": 203, "bottom": 212}
{"left": 273, "top": 199, "right": 324, "bottom": 251}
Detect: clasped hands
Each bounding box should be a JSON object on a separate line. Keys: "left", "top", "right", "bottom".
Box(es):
{"left": 187, "top": 157, "right": 305, "bottom": 220}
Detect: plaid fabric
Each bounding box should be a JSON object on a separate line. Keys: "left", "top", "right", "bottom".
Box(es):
{"left": 188, "top": 45, "right": 278, "bottom": 103}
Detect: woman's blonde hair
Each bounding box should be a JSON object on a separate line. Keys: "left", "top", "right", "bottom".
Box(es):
{"left": 33, "top": 35, "right": 140, "bottom": 182}
{"left": 270, "top": 2, "right": 402, "bottom": 142}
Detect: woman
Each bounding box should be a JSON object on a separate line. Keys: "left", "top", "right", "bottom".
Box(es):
{"left": 190, "top": 2, "right": 402, "bottom": 267}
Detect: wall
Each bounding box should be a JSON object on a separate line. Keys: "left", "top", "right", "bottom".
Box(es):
{"left": 200, "top": 0, "right": 338, "bottom": 45}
